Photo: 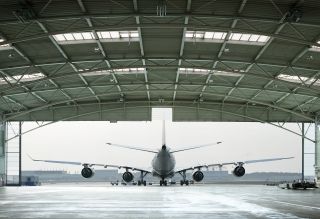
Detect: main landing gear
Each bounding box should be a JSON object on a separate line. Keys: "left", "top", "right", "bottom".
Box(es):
{"left": 180, "top": 180, "right": 189, "bottom": 186}
{"left": 160, "top": 179, "right": 168, "bottom": 186}
{"left": 178, "top": 170, "right": 189, "bottom": 186}
{"left": 138, "top": 180, "right": 147, "bottom": 186}
{"left": 138, "top": 171, "right": 148, "bottom": 186}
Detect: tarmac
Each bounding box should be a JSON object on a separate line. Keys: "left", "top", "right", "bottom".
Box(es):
{"left": 0, "top": 184, "right": 319, "bottom": 218}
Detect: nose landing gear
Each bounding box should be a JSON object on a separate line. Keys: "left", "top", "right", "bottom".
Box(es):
{"left": 160, "top": 179, "right": 168, "bottom": 186}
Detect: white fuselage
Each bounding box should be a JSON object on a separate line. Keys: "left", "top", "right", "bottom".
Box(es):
{"left": 151, "top": 146, "right": 176, "bottom": 179}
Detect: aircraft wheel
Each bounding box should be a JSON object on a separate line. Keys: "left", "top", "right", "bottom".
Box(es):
{"left": 180, "top": 180, "right": 184, "bottom": 186}
{"left": 138, "top": 180, "right": 142, "bottom": 186}
{"left": 160, "top": 180, "right": 163, "bottom": 186}
{"left": 164, "top": 180, "right": 168, "bottom": 186}
{"left": 143, "top": 181, "right": 147, "bottom": 186}
{"left": 185, "top": 180, "right": 189, "bottom": 186}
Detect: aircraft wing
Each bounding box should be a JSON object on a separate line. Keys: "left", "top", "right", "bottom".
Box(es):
{"left": 28, "top": 155, "right": 151, "bottom": 173}
{"left": 175, "top": 156, "right": 294, "bottom": 173}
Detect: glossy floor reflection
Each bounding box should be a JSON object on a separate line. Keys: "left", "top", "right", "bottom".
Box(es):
{"left": 0, "top": 184, "right": 319, "bottom": 218}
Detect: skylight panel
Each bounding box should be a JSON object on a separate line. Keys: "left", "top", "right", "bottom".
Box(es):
{"left": 0, "top": 38, "right": 11, "bottom": 49}
{"left": 310, "top": 41, "right": 320, "bottom": 52}
{"left": 73, "top": 33, "right": 83, "bottom": 40}
{"left": 258, "top": 35, "right": 269, "bottom": 42}
{"left": 53, "top": 34, "right": 65, "bottom": 41}
{"left": 99, "top": 32, "right": 111, "bottom": 39}
{"left": 185, "top": 31, "right": 270, "bottom": 44}
{"left": 277, "top": 74, "right": 318, "bottom": 86}
{"left": 214, "top": 32, "right": 226, "bottom": 40}
{"left": 82, "top": 32, "right": 94, "bottom": 40}
{"left": 178, "top": 68, "right": 241, "bottom": 77}
{"left": 249, "top": 34, "right": 259, "bottom": 42}
{"left": 228, "top": 33, "right": 270, "bottom": 43}
{"left": 80, "top": 68, "right": 146, "bottom": 77}
{"left": 64, "top": 33, "right": 74, "bottom": 41}
{"left": 110, "top": 31, "right": 120, "bottom": 38}
{"left": 0, "top": 72, "right": 45, "bottom": 85}
{"left": 97, "top": 31, "right": 139, "bottom": 41}
{"left": 185, "top": 31, "right": 227, "bottom": 40}
{"left": 53, "top": 32, "right": 95, "bottom": 43}
{"left": 204, "top": 32, "right": 214, "bottom": 39}
{"left": 230, "top": 33, "right": 241, "bottom": 41}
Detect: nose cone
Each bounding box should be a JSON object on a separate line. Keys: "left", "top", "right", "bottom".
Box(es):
{"left": 162, "top": 145, "right": 167, "bottom": 150}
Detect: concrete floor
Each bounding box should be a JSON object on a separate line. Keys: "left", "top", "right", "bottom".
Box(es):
{"left": 0, "top": 184, "right": 319, "bottom": 219}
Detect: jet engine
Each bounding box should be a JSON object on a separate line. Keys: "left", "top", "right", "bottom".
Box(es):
{"left": 233, "top": 166, "right": 245, "bottom": 177}
{"left": 81, "top": 167, "right": 95, "bottom": 178}
{"left": 192, "top": 170, "right": 204, "bottom": 182}
{"left": 122, "top": 171, "right": 134, "bottom": 182}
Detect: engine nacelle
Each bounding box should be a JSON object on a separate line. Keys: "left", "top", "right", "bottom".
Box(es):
{"left": 192, "top": 170, "right": 204, "bottom": 182}
{"left": 81, "top": 167, "right": 95, "bottom": 178}
{"left": 233, "top": 166, "right": 245, "bottom": 177}
{"left": 122, "top": 171, "right": 134, "bottom": 182}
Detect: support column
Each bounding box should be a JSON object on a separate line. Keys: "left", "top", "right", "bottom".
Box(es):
{"left": 0, "top": 122, "right": 6, "bottom": 186}
{"left": 302, "top": 122, "right": 304, "bottom": 181}
{"left": 315, "top": 118, "right": 320, "bottom": 183}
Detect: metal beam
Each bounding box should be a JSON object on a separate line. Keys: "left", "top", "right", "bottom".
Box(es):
{"left": 1, "top": 64, "right": 320, "bottom": 99}
{"left": 3, "top": 81, "right": 319, "bottom": 101}
{"left": 173, "top": 0, "right": 192, "bottom": 102}
{"left": 0, "top": 70, "right": 48, "bottom": 104}
{"left": 2, "top": 88, "right": 315, "bottom": 122}
{"left": 2, "top": 57, "right": 320, "bottom": 78}
{"left": 0, "top": 12, "right": 319, "bottom": 28}
{"left": 133, "top": 0, "right": 150, "bottom": 100}
{"left": 1, "top": 24, "right": 319, "bottom": 48}
{"left": 4, "top": 103, "right": 316, "bottom": 143}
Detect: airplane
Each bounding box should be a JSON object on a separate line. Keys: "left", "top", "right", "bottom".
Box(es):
{"left": 29, "top": 121, "right": 294, "bottom": 186}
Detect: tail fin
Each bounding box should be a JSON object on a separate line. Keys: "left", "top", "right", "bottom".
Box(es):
{"left": 162, "top": 120, "right": 166, "bottom": 146}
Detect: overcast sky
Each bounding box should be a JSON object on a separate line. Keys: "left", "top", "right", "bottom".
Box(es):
{"left": 17, "top": 108, "right": 313, "bottom": 175}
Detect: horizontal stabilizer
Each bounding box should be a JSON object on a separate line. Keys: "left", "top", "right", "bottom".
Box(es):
{"left": 106, "top": 143, "right": 158, "bottom": 153}
{"left": 171, "top": 141, "right": 222, "bottom": 153}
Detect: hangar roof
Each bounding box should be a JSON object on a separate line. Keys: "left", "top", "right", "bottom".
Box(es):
{"left": 0, "top": 0, "right": 320, "bottom": 123}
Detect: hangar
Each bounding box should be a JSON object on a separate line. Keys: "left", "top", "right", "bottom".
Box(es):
{"left": 0, "top": 0, "right": 319, "bottom": 186}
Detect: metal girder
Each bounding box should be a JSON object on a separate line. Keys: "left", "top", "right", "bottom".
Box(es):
{"left": 0, "top": 70, "right": 48, "bottom": 104}
{"left": 291, "top": 96, "right": 318, "bottom": 111}
{"left": 3, "top": 81, "right": 319, "bottom": 101}
{"left": 1, "top": 24, "right": 320, "bottom": 48}
{"left": 225, "top": 11, "right": 288, "bottom": 104}
{"left": 173, "top": 0, "right": 192, "bottom": 102}
{"left": 205, "top": 0, "right": 248, "bottom": 103}
{"left": 37, "top": 20, "right": 97, "bottom": 103}
{"left": 3, "top": 96, "right": 28, "bottom": 110}
{"left": 254, "top": 23, "right": 286, "bottom": 61}
{"left": 291, "top": 34, "right": 320, "bottom": 65}
{"left": 217, "top": 0, "right": 247, "bottom": 59}
{"left": 2, "top": 87, "right": 315, "bottom": 122}
{"left": 2, "top": 57, "right": 320, "bottom": 78}
{"left": 0, "top": 12, "right": 319, "bottom": 28}
{"left": 0, "top": 33, "right": 54, "bottom": 105}
{"left": 133, "top": 0, "right": 150, "bottom": 100}
{"left": 222, "top": 64, "right": 253, "bottom": 102}
{"left": 76, "top": 1, "right": 123, "bottom": 99}
{"left": 1, "top": 64, "right": 320, "bottom": 98}
{"left": 3, "top": 102, "right": 316, "bottom": 142}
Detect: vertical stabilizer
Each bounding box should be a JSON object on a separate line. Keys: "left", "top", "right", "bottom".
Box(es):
{"left": 162, "top": 120, "right": 166, "bottom": 146}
